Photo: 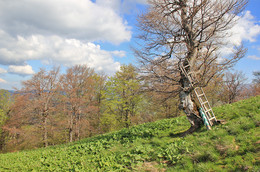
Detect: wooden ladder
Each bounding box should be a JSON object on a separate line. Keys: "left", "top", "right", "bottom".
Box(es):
{"left": 179, "top": 60, "right": 217, "bottom": 127}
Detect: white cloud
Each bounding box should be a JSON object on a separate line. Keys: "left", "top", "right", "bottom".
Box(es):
{"left": 248, "top": 55, "right": 260, "bottom": 60}
{"left": 0, "top": 0, "right": 133, "bottom": 76}
{"left": 111, "top": 50, "right": 126, "bottom": 58}
{"left": 0, "top": 31, "right": 44, "bottom": 65}
{"left": 0, "top": 31, "right": 121, "bottom": 75}
{"left": 0, "top": 0, "right": 131, "bottom": 44}
{"left": 229, "top": 11, "right": 260, "bottom": 45}
{"left": 220, "top": 11, "right": 260, "bottom": 56}
{"left": 47, "top": 38, "right": 122, "bottom": 74}
{"left": 0, "top": 78, "right": 7, "bottom": 83}
{"left": 8, "top": 65, "right": 35, "bottom": 76}
{"left": 0, "top": 67, "right": 7, "bottom": 74}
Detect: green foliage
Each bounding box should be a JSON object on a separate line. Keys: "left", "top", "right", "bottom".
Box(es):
{"left": 0, "top": 89, "right": 11, "bottom": 151}
{"left": 0, "top": 89, "right": 11, "bottom": 126}
{"left": 0, "top": 96, "right": 259, "bottom": 171}
{"left": 0, "top": 109, "right": 6, "bottom": 127}
{"left": 101, "top": 64, "right": 143, "bottom": 130}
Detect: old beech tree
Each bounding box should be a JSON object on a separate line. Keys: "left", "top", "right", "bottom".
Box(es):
{"left": 136, "top": 0, "right": 247, "bottom": 134}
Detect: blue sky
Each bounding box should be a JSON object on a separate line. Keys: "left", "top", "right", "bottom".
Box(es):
{"left": 0, "top": 0, "right": 259, "bottom": 90}
{"left": 234, "top": 0, "right": 260, "bottom": 80}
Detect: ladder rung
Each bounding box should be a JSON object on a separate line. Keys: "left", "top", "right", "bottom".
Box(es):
{"left": 184, "top": 64, "right": 190, "bottom": 68}
{"left": 195, "top": 87, "right": 199, "bottom": 89}
{"left": 195, "top": 88, "right": 202, "bottom": 93}
{"left": 209, "top": 117, "right": 217, "bottom": 121}
{"left": 205, "top": 109, "right": 212, "bottom": 113}
{"left": 202, "top": 101, "right": 208, "bottom": 105}
{"left": 198, "top": 94, "right": 204, "bottom": 97}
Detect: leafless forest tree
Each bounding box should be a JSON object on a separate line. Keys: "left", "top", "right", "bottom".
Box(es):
{"left": 59, "top": 65, "right": 96, "bottom": 142}
{"left": 220, "top": 71, "right": 247, "bottom": 104}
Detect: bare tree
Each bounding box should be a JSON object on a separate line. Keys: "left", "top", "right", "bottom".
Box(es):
{"left": 203, "top": 74, "right": 224, "bottom": 107}
{"left": 253, "top": 71, "right": 260, "bottom": 85}
{"left": 220, "top": 71, "right": 247, "bottom": 104}
{"left": 0, "top": 89, "right": 12, "bottom": 151}
{"left": 93, "top": 73, "right": 107, "bottom": 134}
{"left": 14, "top": 67, "right": 60, "bottom": 147}
{"left": 135, "top": 0, "right": 247, "bottom": 134}
{"left": 60, "top": 65, "right": 95, "bottom": 142}
{"left": 251, "top": 71, "right": 260, "bottom": 96}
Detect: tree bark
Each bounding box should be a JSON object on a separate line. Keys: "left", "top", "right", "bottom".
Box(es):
{"left": 125, "top": 110, "right": 129, "bottom": 128}
{"left": 179, "top": 90, "right": 203, "bottom": 135}
{"left": 75, "top": 113, "right": 80, "bottom": 140}
{"left": 0, "top": 130, "right": 6, "bottom": 151}
{"left": 43, "top": 115, "right": 48, "bottom": 147}
{"left": 179, "top": 66, "right": 203, "bottom": 135}
{"left": 69, "top": 112, "right": 73, "bottom": 142}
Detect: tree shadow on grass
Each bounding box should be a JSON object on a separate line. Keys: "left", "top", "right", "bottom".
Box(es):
{"left": 169, "top": 120, "right": 225, "bottom": 138}
{"left": 169, "top": 126, "right": 205, "bottom": 138}
{"left": 169, "top": 132, "right": 186, "bottom": 138}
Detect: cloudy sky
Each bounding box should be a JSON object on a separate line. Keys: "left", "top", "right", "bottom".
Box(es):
{"left": 0, "top": 0, "right": 259, "bottom": 90}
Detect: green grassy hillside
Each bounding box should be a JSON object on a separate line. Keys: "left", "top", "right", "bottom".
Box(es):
{"left": 0, "top": 96, "right": 259, "bottom": 171}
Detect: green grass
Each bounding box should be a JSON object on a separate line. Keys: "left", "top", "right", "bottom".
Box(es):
{"left": 0, "top": 96, "right": 259, "bottom": 171}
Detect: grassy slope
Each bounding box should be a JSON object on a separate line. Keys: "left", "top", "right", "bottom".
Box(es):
{"left": 0, "top": 96, "right": 259, "bottom": 171}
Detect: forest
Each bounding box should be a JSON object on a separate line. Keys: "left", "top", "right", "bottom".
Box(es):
{"left": 0, "top": 64, "right": 259, "bottom": 153}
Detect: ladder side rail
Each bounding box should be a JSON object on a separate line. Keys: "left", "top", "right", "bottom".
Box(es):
{"left": 194, "top": 88, "right": 209, "bottom": 117}
{"left": 203, "top": 104, "right": 214, "bottom": 126}
{"left": 179, "top": 63, "right": 194, "bottom": 87}
{"left": 203, "top": 101, "right": 213, "bottom": 117}
{"left": 202, "top": 99, "right": 217, "bottom": 125}
{"left": 206, "top": 108, "right": 217, "bottom": 123}
{"left": 206, "top": 110, "right": 217, "bottom": 125}
{"left": 201, "top": 100, "right": 213, "bottom": 126}
{"left": 200, "top": 87, "right": 211, "bottom": 105}
{"left": 180, "top": 60, "right": 199, "bottom": 87}
{"left": 194, "top": 87, "right": 214, "bottom": 126}
{"left": 188, "top": 72, "right": 199, "bottom": 85}
{"left": 199, "top": 87, "right": 217, "bottom": 124}
{"left": 198, "top": 87, "right": 216, "bottom": 117}
{"left": 194, "top": 87, "right": 204, "bottom": 106}
{"left": 194, "top": 87, "right": 206, "bottom": 106}
{"left": 206, "top": 109, "right": 215, "bottom": 120}
{"left": 200, "top": 87, "right": 217, "bottom": 120}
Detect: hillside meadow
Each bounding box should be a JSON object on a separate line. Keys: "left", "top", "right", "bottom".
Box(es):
{"left": 0, "top": 96, "right": 259, "bottom": 171}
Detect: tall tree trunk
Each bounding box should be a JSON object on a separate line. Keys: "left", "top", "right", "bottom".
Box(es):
{"left": 179, "top": 64, "right": 203, "bottom": 135}
{"left": 43, "top": 115, "right": 48, "bottom": 147}
{"left": 97, "top": 100, "right": 101, "bottom": 134}
{"left": 125, "top": 110, "right": 129, "bottom": 128}
{"left": 75, "top": 113, "right": 80, "bottom": 140}
{"left": 69, "top": 112, "right": 73, "bottom": 142}
{"left": 179, "top": 90, "right": 203, "bottom": 134}
{"left": 0, "top": 130, "right": 6, "bottom": 151}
